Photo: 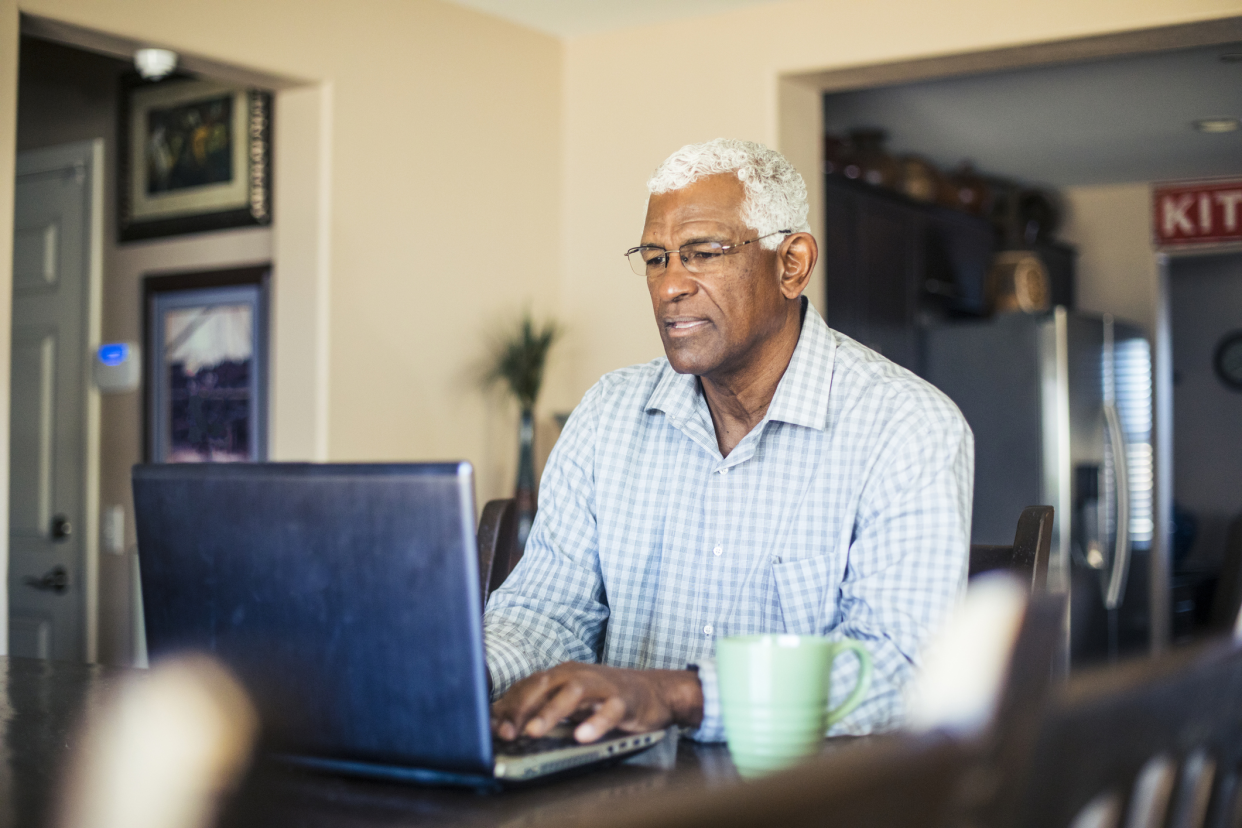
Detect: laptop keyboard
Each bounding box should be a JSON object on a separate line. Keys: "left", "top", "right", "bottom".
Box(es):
{"left": 494, "top": 725, "right": 633, "bottom": 757}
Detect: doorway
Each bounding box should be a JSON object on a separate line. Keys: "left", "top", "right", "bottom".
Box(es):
{"left": 9, "top": 31, "right": 281, "bottom": 665}
{"left": 1, "top": 16, "right": 330, "bottom": 662}
{"left": 783, "top": 17, "right": 1242, "bottom": 657}
{"left": 1168, "top": 251, "right": 1242, "bottom": 634}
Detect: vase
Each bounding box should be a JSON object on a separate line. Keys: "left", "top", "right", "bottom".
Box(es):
{"left": 515, "top": 409, "right": 536, "bottom": 551}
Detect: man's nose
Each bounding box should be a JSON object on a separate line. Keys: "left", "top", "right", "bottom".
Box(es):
{"left": 652, "top": 254, "right": 697, "bottom": 300}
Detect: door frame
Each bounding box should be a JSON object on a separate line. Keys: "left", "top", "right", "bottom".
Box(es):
{"left": 776, "top": 17, "right": 1242, "bottom": 660}
{"left": 0, "top": 14, "right": 333, "bottom": 658}
{"left": 10, "top": 138, "right": 103, "bottom": 661}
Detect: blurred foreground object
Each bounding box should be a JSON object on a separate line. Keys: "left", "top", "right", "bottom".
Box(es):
{"left": 907, "top": 574, "right": 1030, "bottom": 738}
{"left": 56, "top": 655, "right": 257, "bottom": 828}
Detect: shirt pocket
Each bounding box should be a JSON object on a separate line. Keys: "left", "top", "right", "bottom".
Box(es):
{"left": 771, "top": 554, "right": 838, "bottom": 635}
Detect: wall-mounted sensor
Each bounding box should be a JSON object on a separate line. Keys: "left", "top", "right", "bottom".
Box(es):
{"left": 93, "top": 342, "right": 141, "bottom": 393}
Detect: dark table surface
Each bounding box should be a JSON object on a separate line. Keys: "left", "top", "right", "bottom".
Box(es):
{"left": 2, "top": 655, "right": 864, "bottom": 828}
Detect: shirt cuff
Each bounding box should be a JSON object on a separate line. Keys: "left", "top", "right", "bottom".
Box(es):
{"left": 484, "top": 627, "right": 534, "bottom": 701}
{"left": 684, "top": 658, "right": 725, "bottom": 742}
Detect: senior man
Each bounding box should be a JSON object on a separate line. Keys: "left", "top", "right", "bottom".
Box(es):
{"left": 486, "top": 138, "right": 972, "bottom": 745}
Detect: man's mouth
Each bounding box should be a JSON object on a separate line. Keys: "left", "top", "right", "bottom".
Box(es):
{"left": 664, "top": 317, "right": 710, "bottom": 333}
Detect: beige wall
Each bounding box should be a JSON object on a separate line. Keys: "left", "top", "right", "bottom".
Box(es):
{"left": 553, "top": 0, "right": 1242, "bottom": 410}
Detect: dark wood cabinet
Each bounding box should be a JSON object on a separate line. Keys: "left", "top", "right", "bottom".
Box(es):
{"left": 822, "top": 175, "right": 995, "bottom": 373}
{"left": 822, "top": 174, "right": 1075, "bottom": 375}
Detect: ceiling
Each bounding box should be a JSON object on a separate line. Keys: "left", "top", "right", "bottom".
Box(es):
{"left": 821, "top": 42, "right": 1242, "bottom": 189}
{"left": 441, "top": 0, "right": 785, "bottom": 37}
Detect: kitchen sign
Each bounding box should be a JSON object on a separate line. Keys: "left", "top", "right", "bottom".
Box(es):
{"left": 1153, "top": 179, "right": 1242, "bottom": 247}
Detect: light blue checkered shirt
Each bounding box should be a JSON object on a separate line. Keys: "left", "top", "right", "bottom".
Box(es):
{"left": 484, "top": 301, "right": 973, "bottom": 740}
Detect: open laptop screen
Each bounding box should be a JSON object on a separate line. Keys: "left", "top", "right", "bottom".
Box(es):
{"left": 132, "top": 462, "right": 492, "bottom": 775}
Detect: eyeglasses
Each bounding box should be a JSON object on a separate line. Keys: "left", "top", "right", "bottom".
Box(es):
{"left": 624, "top": 230, "right": 792, "bottom": 278}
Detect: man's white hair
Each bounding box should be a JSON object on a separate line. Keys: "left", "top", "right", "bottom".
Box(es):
{"left": 647, "top": 138, "right": 811, "bottom": 250}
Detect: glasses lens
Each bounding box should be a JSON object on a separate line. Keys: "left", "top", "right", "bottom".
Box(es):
{"left": 680, "top": 242, "right": 726, "bottom": 273}
{"left": 628, "top": 248, "right": 663, "bottom": 277}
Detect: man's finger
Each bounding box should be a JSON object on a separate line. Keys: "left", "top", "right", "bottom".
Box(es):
{"left": 493, "top": 674, "right": 560, "bottom": 739}
{"left": 574, "top": 695, "right": 626, "bottom": 743}
{"left": 523, "top": 681, "right": 587, "bottom": 738}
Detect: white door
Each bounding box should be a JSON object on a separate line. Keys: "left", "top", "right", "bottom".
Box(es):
{"left": 8, "top": 140, "right": 101, "bottom": 662}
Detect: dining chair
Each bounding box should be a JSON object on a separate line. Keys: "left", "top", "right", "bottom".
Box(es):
{"left": 970, "top": 505, "right": 1054, "bottom": 593}
{"left": 986, "top": 628, "right": 1242, "bottom": 828}
{"left": 477, "top": 497, "right": 520, "bottom": 603}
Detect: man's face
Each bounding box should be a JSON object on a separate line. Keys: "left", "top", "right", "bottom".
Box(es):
{"left": 641, "top": 174, "right": 788, "bottom": 379}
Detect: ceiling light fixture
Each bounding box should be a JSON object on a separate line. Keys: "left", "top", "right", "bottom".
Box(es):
{"left": 134, "top": 48, "right": 178, "bottom": 81}
{"left": 1193, "top": 118, "right": 1241, "bottom": 133}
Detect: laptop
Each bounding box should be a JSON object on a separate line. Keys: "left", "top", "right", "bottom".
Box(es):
{"left": 132, "top": 462, "right": 664, "bottom": 786}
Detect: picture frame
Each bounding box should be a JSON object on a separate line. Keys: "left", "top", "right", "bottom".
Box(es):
{"left": 143, "top": 266, "right": 270, "bottom": 463}
{"left": 119, "top": 75, "right": 271, "bottom": 242}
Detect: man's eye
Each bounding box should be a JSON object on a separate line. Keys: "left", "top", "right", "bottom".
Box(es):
{"left": 686, "top": 248, "right": 723, "bottom": 261}
{"left": 641, "top": 250, "right": 666, "bottom": 265}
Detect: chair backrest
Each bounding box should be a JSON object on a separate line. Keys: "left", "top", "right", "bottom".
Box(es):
{"left": 970, "top": 505, "right": 1054, "bottom": 593}
{"left": 995, "top": 636, "right": 1242, "bottom": 828}
{"left": 477, "top": 497, "right": 520, "bottom": 603}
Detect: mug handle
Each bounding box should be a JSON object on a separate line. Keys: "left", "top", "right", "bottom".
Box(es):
{"left": 825, "top": 639, "right": 872, "bottom": 726}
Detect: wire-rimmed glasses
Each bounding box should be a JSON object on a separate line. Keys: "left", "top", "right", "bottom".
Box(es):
{"left": 624, "top": 230, "right": 792, "bottom": 278}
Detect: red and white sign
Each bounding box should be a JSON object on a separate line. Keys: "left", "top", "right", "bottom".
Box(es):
{"left": 1153, "top": 180, "right": 1242, "bottom": 247}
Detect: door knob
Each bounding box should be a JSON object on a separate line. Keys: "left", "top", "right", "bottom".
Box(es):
{"left": 24, "top": 565, "right": 69, "bottom": 594}
{"left": 51, "top": 514, "right": 72, "bottom": 540}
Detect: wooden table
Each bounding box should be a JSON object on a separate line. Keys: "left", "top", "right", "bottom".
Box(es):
{"left": 3, "top": 655, "right": 860, "bottom": 828}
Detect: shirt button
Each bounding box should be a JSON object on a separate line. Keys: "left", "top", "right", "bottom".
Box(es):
{"left": 703, "top": 624, "right": 714, "bottom": 636}
{"left": 713, "top": 545, "right": 723, "bottom": 556}
{"left": 719, "top": 467, "right": 729, "bottom": 475}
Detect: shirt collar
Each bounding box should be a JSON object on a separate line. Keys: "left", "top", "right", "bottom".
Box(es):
{"left": 645, "top": 297, "right": 836, "bottom": 433}
{"left": 765, "top": 298, "right": 835, "bottom": 431}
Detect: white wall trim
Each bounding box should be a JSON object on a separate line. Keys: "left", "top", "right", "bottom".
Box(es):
{"left": 0, "top": 0, "right": 18, "bottom": 656}
{"left": 83, "top": 138, "right": 103, "bottom": 663}
{"left": 270, "top": 82, "right": 332, "bottom": 461}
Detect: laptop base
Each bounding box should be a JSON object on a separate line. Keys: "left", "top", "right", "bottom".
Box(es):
{"left": 276, "top": 754, "right": 501, "bottom": 791}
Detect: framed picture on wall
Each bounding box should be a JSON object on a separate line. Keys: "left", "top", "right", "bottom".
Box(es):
{"left": 143, "top": 266, "right": 270, "bottom": 463}
{"left": 119, "top": 76, "right": 271, "bottom": 242}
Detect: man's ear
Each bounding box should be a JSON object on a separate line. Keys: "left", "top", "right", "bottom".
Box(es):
{"left": 777, "top": 232, "right": 818, "bottom": 299}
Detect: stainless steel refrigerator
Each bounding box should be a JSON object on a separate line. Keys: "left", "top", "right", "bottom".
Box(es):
{"left": 924, "top": 308, "right": 1155, "bottom": 667}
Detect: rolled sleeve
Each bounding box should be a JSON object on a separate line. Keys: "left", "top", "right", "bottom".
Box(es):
{"left": 826, "top": 402, "right": 973, "bottom": 735}
{"left": 484, "top": 385, "right": 610, "bottom": 697}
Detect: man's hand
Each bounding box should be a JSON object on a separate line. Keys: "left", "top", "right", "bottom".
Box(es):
{"left": 491, "top": 663, "right": 704, "bottom": 744}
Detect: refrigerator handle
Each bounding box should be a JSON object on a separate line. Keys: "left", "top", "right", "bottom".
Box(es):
{"left": 1103, "top": 403, "right": 1131, "bottom": 610}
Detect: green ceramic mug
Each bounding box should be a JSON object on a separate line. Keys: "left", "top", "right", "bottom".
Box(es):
{"left": 716, "top": 634, "right": 872, "bottom": 777}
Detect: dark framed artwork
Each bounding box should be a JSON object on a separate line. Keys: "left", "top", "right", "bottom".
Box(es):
{"left": 119, "top": 75, "right": 271, "bottom": 242}
{"left": 143, "top": 266, "right": 270, "bottom": 463}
